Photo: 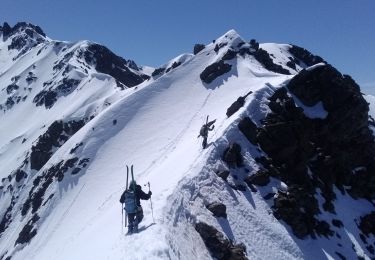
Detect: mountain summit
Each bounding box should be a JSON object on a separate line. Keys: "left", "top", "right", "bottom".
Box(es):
{"left": 0, "top": 23, "right": 374, "bottom": 260}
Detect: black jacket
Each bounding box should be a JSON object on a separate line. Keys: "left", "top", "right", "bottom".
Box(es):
{"left": 120, "top": 184, "right": 151, "bottom": 207}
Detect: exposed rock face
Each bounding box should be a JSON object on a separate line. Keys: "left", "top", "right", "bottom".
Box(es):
{"left": 288, "top": 45, "right": 325, "bottom": 67}
{"left": 206, "top": 202, "right": 227, "bottom": 218}
{"left": 200, "top": 60, "right": 232, "bottom": 84}
{"left": 30, "top": 120, "right": 86, "bottom": 171}
{"left": 193, "top": 44, "right": 205, "bottom": 55}
{"left": 244, "top": 65, "right": 375, "bottom": 238}
{"left": 222, "top": 143, "right": 243, "bottom": 168}
{"left": 195, "top": 222, "right": 248, "bottom": 260}
{"left": 244, "top": 170, "right": 270, "bottom": 186}
{"left": 253, "top": 48, "right": 290, "bottom": 75}
{"left": 83, "top": 44, "right": 149, "bottom": 87}
{"left": 226, "top": 91, "right": 253, "bottom": 117}
{"left": 359, "top": 212, "right": 375, "bottom": 236}
{"left": 238, "top": 117, "right": 258, "bottom": 145}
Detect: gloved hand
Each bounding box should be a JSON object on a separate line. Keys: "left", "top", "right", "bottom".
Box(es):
{"left": 148, "top": 191, "right": 152, "bottom": 196}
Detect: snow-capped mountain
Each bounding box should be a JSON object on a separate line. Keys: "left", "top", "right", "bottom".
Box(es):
{"left": 0, "top": 22, "right": 374, "bottom": 260}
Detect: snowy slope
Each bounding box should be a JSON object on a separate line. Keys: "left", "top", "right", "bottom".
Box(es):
{"left": 1, "top": 24, "right": 374, "bottom": 260}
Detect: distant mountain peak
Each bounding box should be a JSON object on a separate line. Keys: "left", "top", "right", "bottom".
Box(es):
{"left": 0, "top": 22, "right": 46, "bottom": 39}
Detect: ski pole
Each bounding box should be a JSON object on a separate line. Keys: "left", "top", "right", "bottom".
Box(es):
{"left": 148, "top": 182, "right": 155, "bottom": 223}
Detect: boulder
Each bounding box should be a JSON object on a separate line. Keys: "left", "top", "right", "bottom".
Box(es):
{"left": 222, "top": 143, "right": 243, "bottom": 168}
{"left": 206, "top": 202, "right": 227, "bottom": 218}
{"left": 244, "top": 170, "right": 270, "bottom": 186}
{"left": 193, "top": 44, "right": 205, "bottom": 55}
{"left": 195, "top": 222, "right": 248, "bottom": 260}
{"left": 200, "top": 60, "right": 232, "bottom": 84}
{"left": 238, "top": 117, "right": 258, "bottom": 144}
{"left": 359, "top": 212, "right": 375, "bottom": 236}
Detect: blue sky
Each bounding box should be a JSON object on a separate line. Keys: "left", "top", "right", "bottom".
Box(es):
{"left": 1, "top": 0, "right": 374, "bottom": 94}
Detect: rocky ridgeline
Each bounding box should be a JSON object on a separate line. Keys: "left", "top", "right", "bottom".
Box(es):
{"left": 199, "top": 37, "right": 325, "bottom": 84}
{"left": 238, "top": 65, "right": 375, "bottom": 242}
{"left": 195, "top": 64, "right": 375, "bottom": 258}
{"left": 0, "top": 22, "right": 46, "bottom": 61}
{"left": 82, "top": 43, "right": 149, "bottom": 87}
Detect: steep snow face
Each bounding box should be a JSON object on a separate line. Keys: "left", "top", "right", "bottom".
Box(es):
{"left": 0, "top": 25, "right": 347, "bottom": 260}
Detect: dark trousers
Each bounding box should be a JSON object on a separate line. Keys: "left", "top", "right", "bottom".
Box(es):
{"left": 127, "top": 207, "right": 143, "bottom": 233}
{"left": 202, "top": 136, "right": 208, "bottom": 149}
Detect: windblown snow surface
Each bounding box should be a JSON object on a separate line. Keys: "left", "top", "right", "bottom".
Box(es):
{"left": 1, "top": 27, "right": 374, "bottom": 260}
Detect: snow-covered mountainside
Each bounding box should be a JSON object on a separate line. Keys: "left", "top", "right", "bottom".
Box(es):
{"left": 1, "top": 22, "right": 374, "bottom": 260}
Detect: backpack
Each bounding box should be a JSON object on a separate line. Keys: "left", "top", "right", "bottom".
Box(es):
{"left": 200, "top": 125, "right": 207, "bottom": 136}
{"left": 124, "top": 190, "right": 137, "bottom": 214}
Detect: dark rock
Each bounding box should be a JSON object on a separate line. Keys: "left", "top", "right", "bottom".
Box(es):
{"left": 238, "top": 117, "right": 258, "bottom": 144}
{"left": 200, "top": 60, "right": 232, "bottom": 84}
{"left": 206, "top": 202, "right": 227, "bottom": 218}
{"left": 289, "top": 45, "right": 325, "bottom": 67}
{"left": 15, "top": 214, "right": 40, "bottom": 245}
{"left": 359, "top": 212, "right": 375, "bottom": 236}
{"left": 1, "top": 22, "right": 12, "bottom": 38}
{"left": 151, "top": 67, "right": 166, "bottom": 77}
{"left": 30, "top": 120, "right": 85, "bottom": 171}
{"left": 227, "top": 91, "right": 253, "bottom": 118}
{"left": 84, "top": 44, "right": 149, "bottom": 87}
{"left": 222, "top": 143, "right": 243, "bottom": 168}
{"left": 193, "top": 44, "right": 205, "bottom": 55}
{"left": 244, "top": 170, "right": 270, "bottom": 186}
{"left": 216, "top": 170, "right": 230, "bottom": 181}
{"left": 222, "top": 49, "right": 237, "bottom": 61}
{"left": 253, "top": 48, "right": 290, "bottom": 75}
{"left": 0, "top": 198, "right": 15, "bottom": 237}
{"left": 33, "top": 90, "right": 57, "bottom": 108}
{"left": 70, "top": 142, "right": 83, "bottom": 154}
{"left": 249, "top": 39, "right": 259, "bottom": 51}
{"left": 315, "top": 220, "right": 334, "bottom": 237}
{"left": 165, "top": 61, "right": 181, "bottom": 73}
{"left": 332, "top": 219, "right": 344, "bottom": 228}
{"left": 55, "top": 78, "right": 80, "bottom": 94}
{"left": 235, "top": 184, "right": 247, "bottom": 191}
{"left": 272, "top": 186, "right": 321, "bottom": 239}
{"left": 195, "top": 222, "right": 248, "bottom": 260}
{"left": 6, "top": 83, "right": 19, "bottom": 94}
{"left": 15, "top": 169, "right": 27, "bottom": 182}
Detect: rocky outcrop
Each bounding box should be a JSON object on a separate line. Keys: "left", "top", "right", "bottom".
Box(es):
{"left": 222, "top": 143, "right": 243, "bottom": 168}
{"left": 244, "top": 170, "right": 270, "bottom": 186}
{"left": 359, "top": 212, "right": 375, "bottom": 236}
{"left": 200, "top": 60, "right": 232, "bottom": 84}
{"left": 253, "top": 48, "right": 290, "bottom": 75}
{"left": 195, "top": 222, "right": 248, "bottom": 260}
{"left": 206, "top": 202, "right": 227, "bottom": 218}
{"left": 226, "top": 91, "right": 253, "bottom": 117}
{"left": 238, "top": 117, "right": 258, "bottom": 145}
{"left": 235, "top": 64, "right": 375, "bottom": 239}
{"left": 30, "top": 120, "right": 86, "bottom": 171}
{"left": 288, "top": 45, "right": 325, "bottom": 67}
{"left": 83, "top": 44, "right": 149, "bottom": 87}
{"left": 193, "top": 44, "right": 205, "bottom": 55}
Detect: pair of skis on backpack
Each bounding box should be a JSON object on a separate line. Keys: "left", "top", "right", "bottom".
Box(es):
{"left": 123, "top": 165, "right": 136, "bottom": 228}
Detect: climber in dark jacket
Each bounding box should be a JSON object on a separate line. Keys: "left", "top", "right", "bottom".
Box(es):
{"left": 199, "top": 122, "right": 215, "bottom": 149}
{"left": 120, "top": 180, "right": 152, "bottom": 233}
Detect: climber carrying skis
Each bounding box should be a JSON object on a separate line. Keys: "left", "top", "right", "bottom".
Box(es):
{"left": 120, "top": 166, "right": 152, "bottom": 234}
{"left": 198, "top": 116, "right": 216, "bottom": 149}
